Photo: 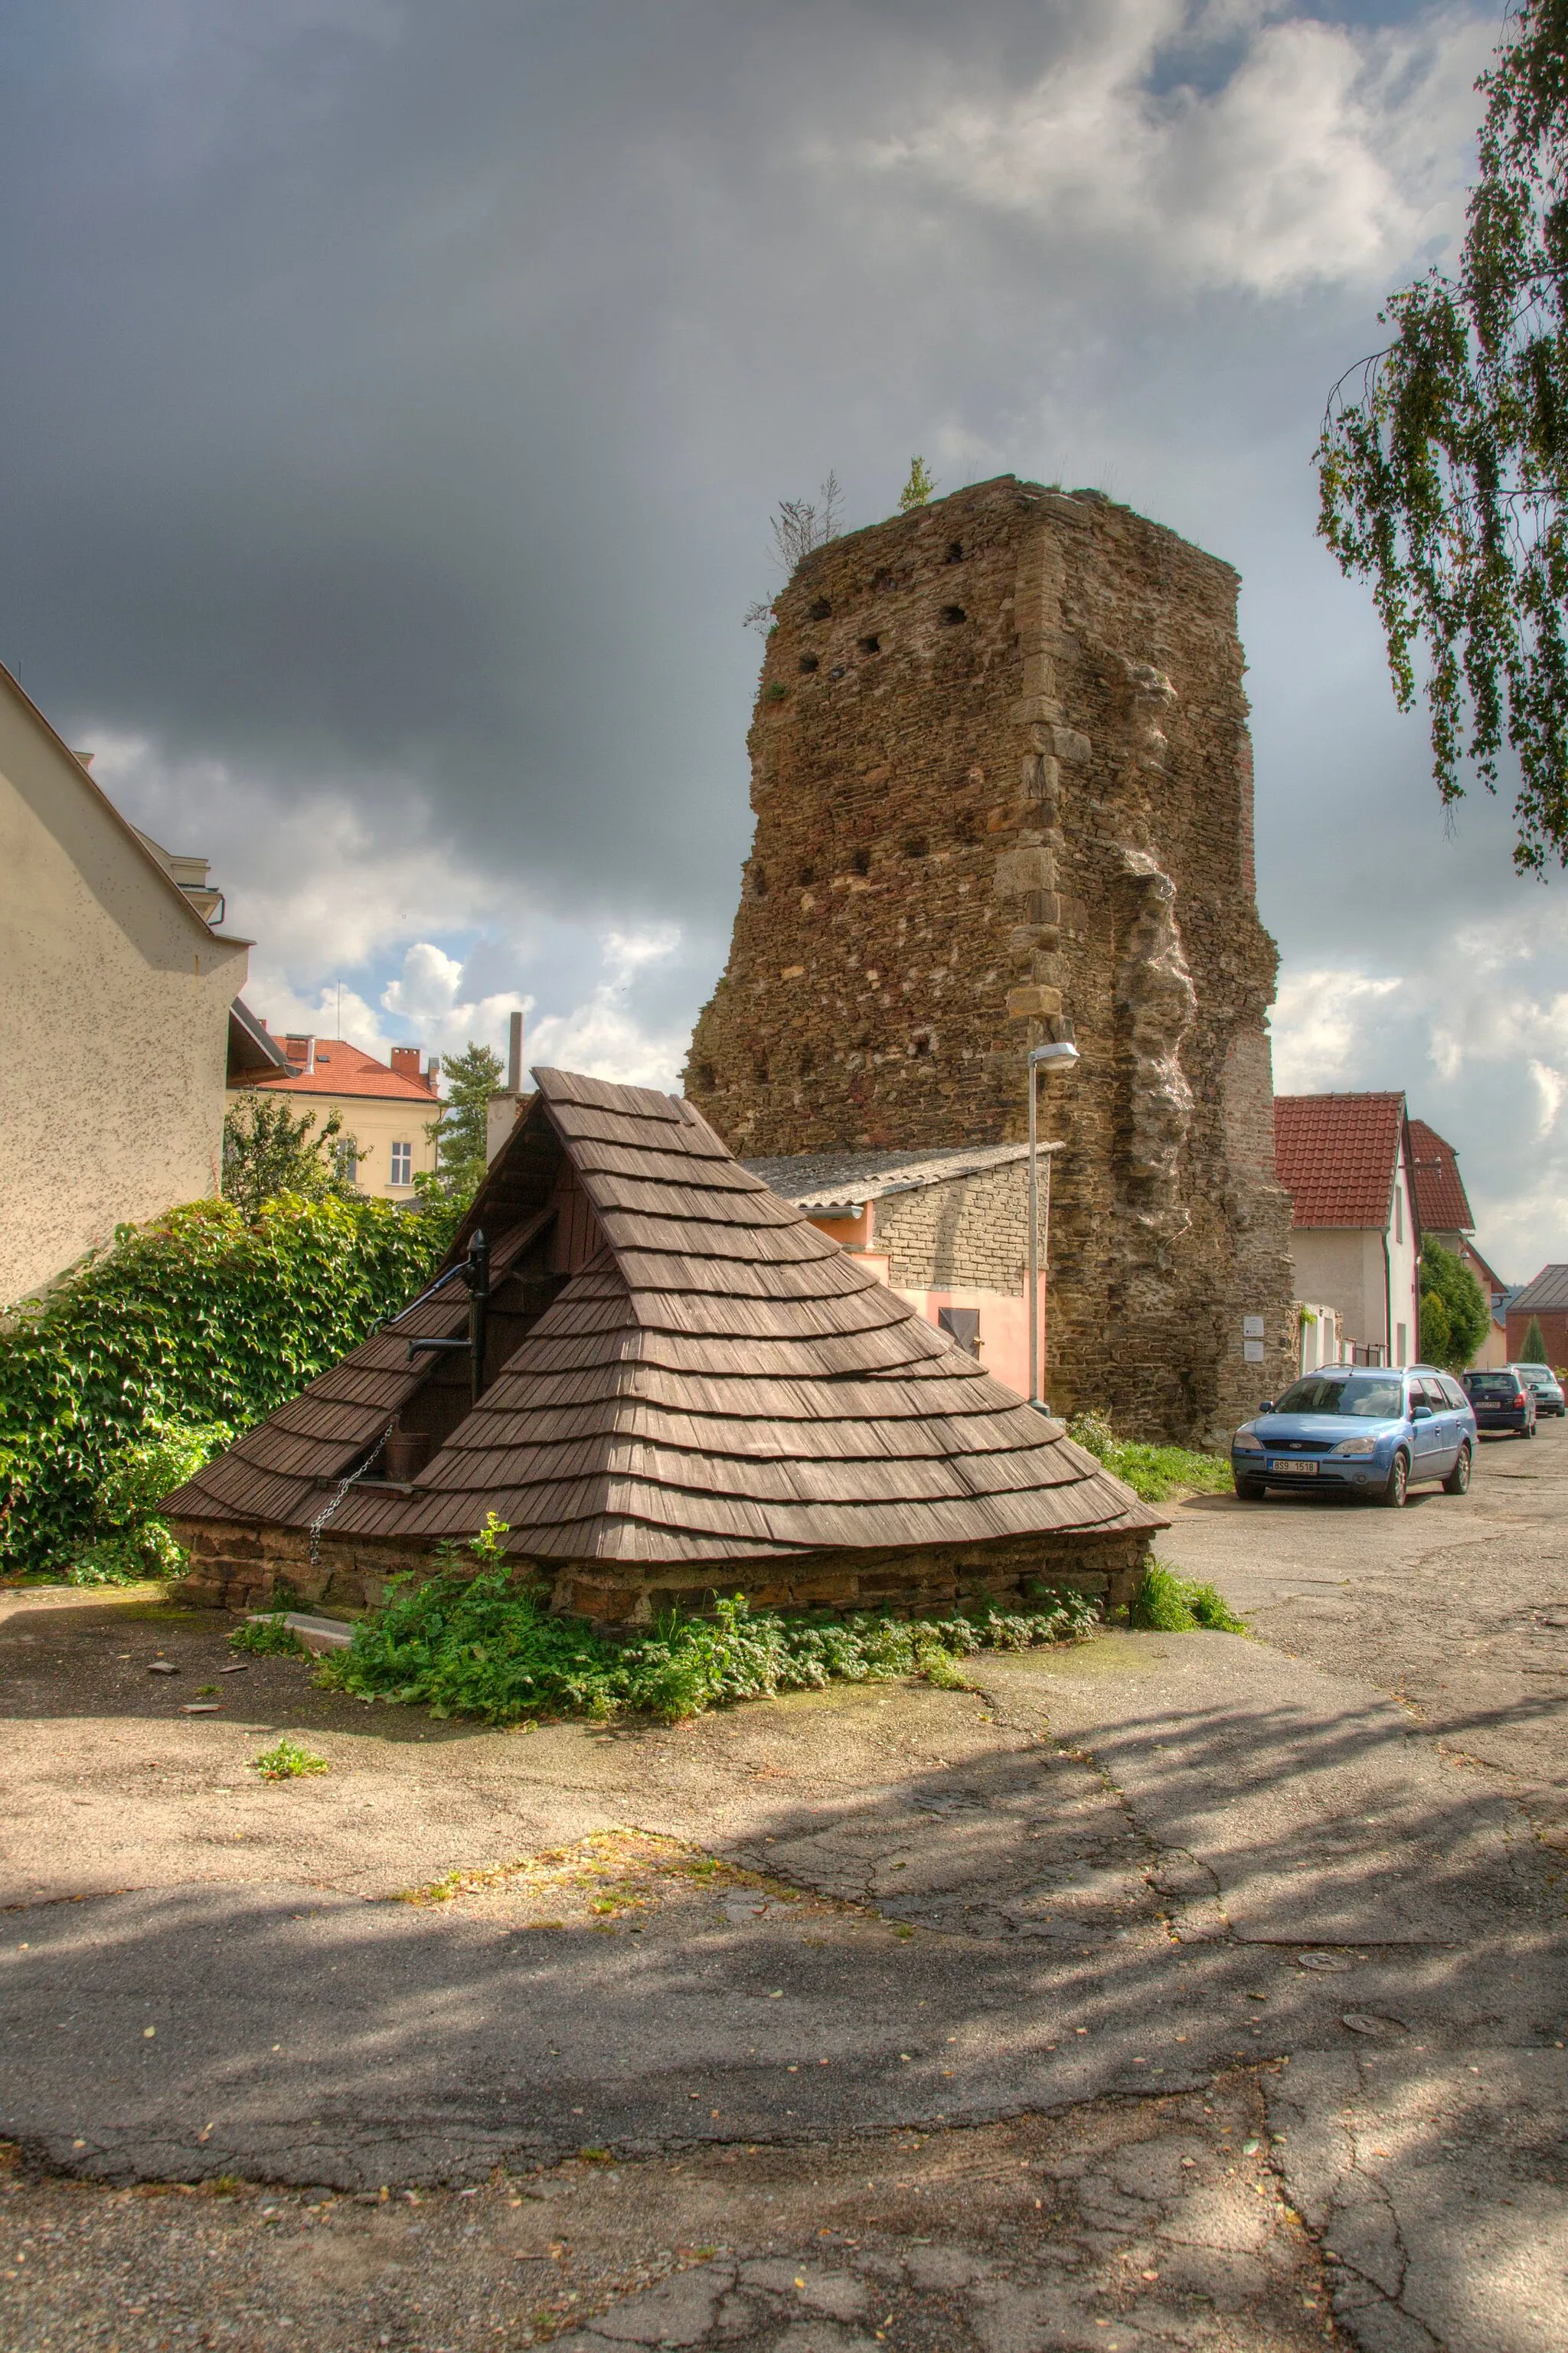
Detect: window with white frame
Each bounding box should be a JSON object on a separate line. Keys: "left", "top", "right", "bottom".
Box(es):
{"left": 390, "top": 1142, "right": 413, "bottom": 1185}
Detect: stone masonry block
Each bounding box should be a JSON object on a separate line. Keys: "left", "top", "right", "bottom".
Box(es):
{"left": 995, "top": 846, "right": 1056, "bottom": 898}
{"left": 1007, "top": 984, "right": 1063, "bottom": 1020}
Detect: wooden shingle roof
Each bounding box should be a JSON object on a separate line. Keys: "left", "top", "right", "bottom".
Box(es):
{"left": 168, "top": 1067, "right": 1162, "bottom": 1563}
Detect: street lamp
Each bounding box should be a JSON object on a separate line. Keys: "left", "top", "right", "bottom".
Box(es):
{"left": 1027, "top": 1038, "right": 1080, "bottom": 1410}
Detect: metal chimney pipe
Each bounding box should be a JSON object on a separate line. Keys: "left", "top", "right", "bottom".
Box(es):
{"left": 467, "top": 1229, "right": 491, "bottom": 1405}
{"left": 507, "top": 1008, "right": 524, "bottom": 1096}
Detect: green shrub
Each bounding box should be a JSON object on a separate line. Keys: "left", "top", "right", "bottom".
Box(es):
{"left": 0, "top": 1191, "right": 459, "bottom": 1575}
{"left": 317, "top": 1522, "right": 1102, "bottom": 1725}
{"left": 1418, "top": 1240, "right": 1488, "bottom": 1371}
{"left": 230, "top": 1613, "right": 308, "bottom": 1658}
{"left": 1067, "top": 1413, "right": 1231, "bottom": 1502}
{"left": 1128, "top": 1562, "right": 1246, "bottom": 1634}
{"left": 61, "top": 1421, "right": 233, "bottom": 1587}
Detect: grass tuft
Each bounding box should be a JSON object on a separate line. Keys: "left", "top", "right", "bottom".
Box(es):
{"left": 252, "top": 1734, "right": 328, "bottom": 1780}
{"left": 1067, "top": 1412, "right": 1232, "bottom": 1502}
{"left": 230, "top": 1613, "right": 307, "bottom": 1658}
{"left": 1127, "top": 1562, "right": 1246, "bottom": 1634}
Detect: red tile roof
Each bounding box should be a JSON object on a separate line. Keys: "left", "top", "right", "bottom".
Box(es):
{"left": 1406, "top": 1119, "right": 1474, "bottom": 1235}
{"left": 233, "top": 1038, "right": 437, "bottom": 1105}
{"left": 1274, "top": 1093, "right": 1406, "bottom": 1230}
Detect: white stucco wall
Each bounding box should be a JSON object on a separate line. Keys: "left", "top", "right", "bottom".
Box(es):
{"left": 1290, "top": 1229, "right": 1382, "bottom": 1354}
{"left": 0, "top": 677, "right": 248, "bottom": 1305}
{"left": 1288, "top": 1139, "right": 1422, "bottom": 1367}
{"left": 1387, "top": 1139, "right": 1420, "bottom": 1364}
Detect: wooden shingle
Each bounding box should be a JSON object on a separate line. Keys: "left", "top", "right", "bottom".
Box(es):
{"left": 168, "top": 1065, "right": 1165, "bottom": 1564}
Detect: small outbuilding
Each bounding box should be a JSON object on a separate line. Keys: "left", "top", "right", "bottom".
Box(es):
{"left": 167, "top": 1070, "right": 1162, "bottom": 1625}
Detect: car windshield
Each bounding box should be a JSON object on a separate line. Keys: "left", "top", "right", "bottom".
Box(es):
{"left": 1520, "top": 1370, "right": 1557, "bottom": 1387}
{"left": 1272, "top": 1374, "right": 1404, "bottom": 1419}
{"left": 1468, "top": 1374, "right": 1519, "bottom": 1395}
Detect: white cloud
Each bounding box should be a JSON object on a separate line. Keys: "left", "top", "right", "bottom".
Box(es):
{"left": 1529, "top": 1060, "right": 1568, "bottom": 1139}
{"left": 76, "top": 727, "right": 699, "bottom": 1089}
{"left": 854, "top": 2, "right": 1488, "bottom": 295}
{"left": 1271, "top": 968, "right": 1404, "bottom": 1093}
{"left": 77, "top": 726, "right": 517, "bottom": 979}
{"left": 527, "top": 927, "right": 691, "bottom": 1090}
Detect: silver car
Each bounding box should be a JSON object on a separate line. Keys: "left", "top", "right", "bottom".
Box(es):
{"left": 1512, "top": 1362, "right": 1566, "bottom": 1417}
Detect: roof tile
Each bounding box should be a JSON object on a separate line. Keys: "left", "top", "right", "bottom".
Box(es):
{"left": 1274, "top": 1093, "right": 1406, "bottom": 1230}
{"left": 1406, "top": 1118, "right": 1475, "bottom": 1234}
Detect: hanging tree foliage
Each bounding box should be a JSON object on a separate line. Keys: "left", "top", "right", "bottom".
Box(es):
{"left": 1318, "top": 2, "right": 1568, "bottom": 873}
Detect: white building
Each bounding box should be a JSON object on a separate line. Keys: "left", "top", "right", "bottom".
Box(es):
{"left": 1274, "top": 1093, "right": 1421, "bottom": 1368}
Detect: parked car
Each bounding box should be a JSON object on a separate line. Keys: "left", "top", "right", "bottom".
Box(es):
{"left": 1511, "top": 1362, "right": 1566, "bottom": 1417}
{"left": 1462, "top": 1368, "right": 1538, "bottom": 1438}
{"left": 1231, "top": 1365, "right": 1477, "bottom": 1508}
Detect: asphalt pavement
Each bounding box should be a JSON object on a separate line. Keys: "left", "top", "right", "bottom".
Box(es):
{"left": 3, "top": 1426, "right": 1567, "bottom": 2351}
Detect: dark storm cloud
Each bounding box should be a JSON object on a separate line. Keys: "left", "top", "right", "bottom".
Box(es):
{"left": 0, "top": 0, "right": 1469, "bottom": 910}
{"left": 16, "top": 0, "right": 1568, "bottom": 1263}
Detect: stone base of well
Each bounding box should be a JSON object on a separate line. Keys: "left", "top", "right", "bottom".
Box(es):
{"left": 172, "top": 1516, "right": 1155, "bottom": 1629}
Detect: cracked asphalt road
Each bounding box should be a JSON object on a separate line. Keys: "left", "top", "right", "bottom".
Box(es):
{"left": 3, "top": 1425, "right": 1568, "bottom": 2349}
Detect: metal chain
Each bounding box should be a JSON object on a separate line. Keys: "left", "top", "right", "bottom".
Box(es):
{"left": 308, "top": 1416, "right": 399, "bottom": 1568}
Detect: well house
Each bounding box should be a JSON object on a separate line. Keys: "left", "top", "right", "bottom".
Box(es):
{"left": 166, "top": 1070, "right": 1162, "bottom": 1626}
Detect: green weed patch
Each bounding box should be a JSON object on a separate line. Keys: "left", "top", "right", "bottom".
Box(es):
{"left": 318, "top": 1520, "right": 1101, "bottom": 1726}
{"left": 230, "top": 1613, "right": 308, "bottom": 1658}
{"left": 252, "top": 1734, "right": 329, "bottom": 1781}
{"left": 1067, "top": 1412, "right": 1232, "bottom": 1502}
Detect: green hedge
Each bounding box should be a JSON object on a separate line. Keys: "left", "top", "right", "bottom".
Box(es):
{"left": 0, "top": 1193, "right": 458, "bottom": 1574}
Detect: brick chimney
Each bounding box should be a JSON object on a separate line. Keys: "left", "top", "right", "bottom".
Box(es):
{"left": 390, "top": 1045, "right": 433, "bottom": 1091}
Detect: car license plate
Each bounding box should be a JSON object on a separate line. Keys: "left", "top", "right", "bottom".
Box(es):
{"left": 1269, "top": 1459, "right": 1317, "bottom": 1475}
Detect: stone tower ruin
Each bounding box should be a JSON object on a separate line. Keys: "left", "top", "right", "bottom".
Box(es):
{"left": 685, "top": 476, "right": 1294, "bottom": 1440}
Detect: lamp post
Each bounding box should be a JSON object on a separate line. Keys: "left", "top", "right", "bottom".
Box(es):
{"left": 1027, "top": 1038, "right": 1080, "bottom": 1410}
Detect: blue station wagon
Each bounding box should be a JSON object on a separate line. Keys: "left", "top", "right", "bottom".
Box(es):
{"left": 1231, "top": 1366, "right": 1478, "bottom": 1508}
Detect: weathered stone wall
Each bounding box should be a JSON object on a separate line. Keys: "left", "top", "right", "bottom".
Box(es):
{"left": 172, "top": 1515, "right": 1152, "bottom": 1627}
{"left": 685, "top": 476, "right": 1295, "bottom": 1442}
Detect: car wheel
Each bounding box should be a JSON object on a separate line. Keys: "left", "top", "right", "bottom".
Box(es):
{"left": 1379, "top": 1450, "right": 1409, "bottom": 1508}
{"left": 1443, "top": 1442, "right": 1472, "bottom": 1495}
{"left": 1234, "top": 1479, "right": 1266, "bottom": 1501}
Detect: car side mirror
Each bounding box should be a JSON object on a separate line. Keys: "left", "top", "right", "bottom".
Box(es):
{"left": 1411, "top": 1403, "right": 1432, "bottom": 1420}
{"left": 1258, "top": 1400, "right": 1275, "bottom": 1415}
